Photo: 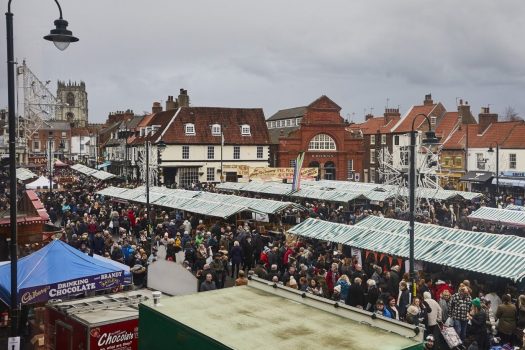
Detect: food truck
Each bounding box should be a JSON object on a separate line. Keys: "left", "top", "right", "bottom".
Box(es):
{"left": 45, "top": 290, "right": 151, "bottom": 350}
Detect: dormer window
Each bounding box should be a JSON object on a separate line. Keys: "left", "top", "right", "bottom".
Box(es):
{"left": 211, "top": 124, "right": 221, "bottom": 136}
{"left": 185, "top": 123, "right": 195, "bottom": 135}
{"left": 241, "top": 124, "right": 251, "bottom": 136}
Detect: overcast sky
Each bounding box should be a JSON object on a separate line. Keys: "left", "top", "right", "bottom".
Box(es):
{"left": 1, "top": 0, "right": 525, "bottom": 123}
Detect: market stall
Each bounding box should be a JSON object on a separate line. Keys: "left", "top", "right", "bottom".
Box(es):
{"left": 0, "top": 240, "right": 131, "bottom": 306}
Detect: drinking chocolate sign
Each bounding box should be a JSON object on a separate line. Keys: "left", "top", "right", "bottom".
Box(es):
{"left": 19, "top": 271, "right": 125, "bottom": 305}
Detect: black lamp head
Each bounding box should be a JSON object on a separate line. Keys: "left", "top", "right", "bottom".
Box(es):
{"left": 422, "top": 130, "right": 439, "bottom": 145}
{"left": 157, "top": 140, "right": 167, "bottom": 151}
{"left": 44, "top": 18, "right": 79, "bottom": 51}
{"left": 488, "top": 146, "right": 494, "bottom": 153}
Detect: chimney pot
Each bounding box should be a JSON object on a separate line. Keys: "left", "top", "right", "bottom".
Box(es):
{"left": 478, "top": 107, "right": 498, "bottom": 134}
{"left": 152, "top": 102, "right": 163, "bottom": 113}
{"left": 423, "top": 94, "right": 433, "bottom": 106}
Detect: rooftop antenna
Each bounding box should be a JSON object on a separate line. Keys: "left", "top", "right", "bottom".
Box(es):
{"left": 386, "top": 98, "right": 390, "bottom": 109}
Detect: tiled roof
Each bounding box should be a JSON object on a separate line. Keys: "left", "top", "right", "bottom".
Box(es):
{"left": 268, "top": 126, "right": 300, "bottom": 144}
{"left": 442, "top": 126, "right": 466, "bottom": 150}
{"left": 124, "top": 115, "right": 145, "bottom": 129}
{"left": 156, "top": 107, "right": 270, "bottom": 145}
{"left": 130, "top": 109, "right": 177, "bottom": 145}
{"left": 436, "top": 112, "right": 459, "bottom": 138}
{"left": 137, "top": 114, "right": 154, "bottom": 128}
{"left": 500, "top": 121, "right": 525, "bottom": 149}
{"left": 392, "top": 104, "right": 440, "bottom": 133}
{"left": 267, "top": 106, "right": 306, "bottom": 121}
{"left": 467, "top": 121, "right": 521, "bottom": 148}
{"left": 349, "top": 116, "right": 400, "bottom": 135}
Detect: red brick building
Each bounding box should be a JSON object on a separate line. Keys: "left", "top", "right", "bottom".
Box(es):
{"left": 277, "top": 96, "right": 364, "bottom": 181}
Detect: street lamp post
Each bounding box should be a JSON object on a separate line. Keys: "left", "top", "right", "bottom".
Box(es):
{"left": 79, "top": 135, "right": 82, "bottom": 164}
{"left": 48, "top": 136, "right": 54, "bottom": 193}
{"left": 488, "top": 143, "right": 499, "bottom": 194}
{"left": 408, "top": 114, "right": 438, "bottom": 299}
{"left": 5, "top": 0, "right": 78, "bottom": 339}
{"left": 144, "top": 139, "right": 166, "bottom": 242}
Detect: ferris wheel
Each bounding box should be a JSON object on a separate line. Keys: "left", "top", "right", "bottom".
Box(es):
{"left": 378, "top": 142, "right": 443, "bottom": 212}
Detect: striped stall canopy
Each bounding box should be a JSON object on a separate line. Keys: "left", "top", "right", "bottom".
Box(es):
{"left": 96, "top": 186, "right": 129, "bottom": 197}
{"left": 292, "top": 188, "right": 364, "bottom": 203}
{"left": 70, "top": 164, "right": 115, "bottom": 180}
{"left": 215, "top": 182, "right": 247, "bottom": 192}
{"left": 301, "top": 180, "right": 381, "bottom": 192}
{"left": 506, "top": 204, "right": 525, "bottom": 212}
{"left": 96, "top": 185, "right": 299, "bottom": 218}
{"left": 216, "top": 180, "right": 482, "bottom": 203}
{"left": 468, "top": 207, "right": 525, "bottom": 227}
{"left": 289, "top": 217, "right": 525, "bottom": 281}
{"left": 16, "top": 168, "right": 37, "bottom": 181}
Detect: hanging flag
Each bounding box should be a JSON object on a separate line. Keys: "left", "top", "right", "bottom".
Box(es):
{"left": 221, "top": 131, "right": 224, "bottom": 147}
{"left": 291, "top": 152, "right": 305, "bottom": 191}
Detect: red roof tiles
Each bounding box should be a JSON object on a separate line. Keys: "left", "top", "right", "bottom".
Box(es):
{"left": 500, "top": 121, "right": 525, "bottom": 149}
{"left": 156, "top": 107, "right": 270, "bottom": 145}
{"left": 393, "top": 104, "right": 441, "bottom": 133}
{"left": 349, "top": 115, "right": 401, "bottom": 135}
{"left": 467, "top": 121, "right": 522, "bottom": 148}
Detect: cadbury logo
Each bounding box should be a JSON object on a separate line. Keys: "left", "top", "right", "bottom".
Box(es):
{"left": 21, "top": 286, "right": 50, "bottom": 304}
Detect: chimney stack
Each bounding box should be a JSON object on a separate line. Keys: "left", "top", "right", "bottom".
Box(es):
{"left": 166, "top": 95, "right": 177, "bottom": 111}
{"left": 423, "top": 93, "right": 433, "bottom": 106}
{"left": 457, "top": 100, "right": 475, "bottom": 125}
{"left": 178, "top": 88, "right": 189, "bottom": 107}
{"left": 478, "top": 106, "right": 498, "bottom": 134}
{"left": 152, "top": 102, "right": 163, "bottom": 114}
{"left": 365, "top": 113, "right": 374, "bottom": 121}
{"left": 384, "top": 108, "right": 400, "bottom": 124}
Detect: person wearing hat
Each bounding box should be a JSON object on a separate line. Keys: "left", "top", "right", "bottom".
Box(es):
{"left": 210, "top": 252, "right": 226, "bottom": 289}
{"left": 468, "top": 297, "right": 489, "bottom": 350}
{"left": 375, "top": 299, "right": 392, "bottom": 318}
{"left": 424, "top": 335, "right": 435, "bottom": 349}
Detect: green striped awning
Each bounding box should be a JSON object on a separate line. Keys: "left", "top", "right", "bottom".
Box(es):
{"left": 96, "top": 186, "right": 129, "bottom": 197}
{"left": 71, "top": 163, "right": 115, "bottom": 180}
{"left": 468, "top": 207, "right": 525, "bottom": 227}
{"left": 506, "top": 204, "right": 525, "bottom": 212}
{"left": 289, "top": 217, "right": 525, "bottom": 281}
{"left": 292, "top": 188, "right": 364, "bottom": 203}
{"left": 216, "top": 180, "right": 483, "bottom": 204}
{"left": 96, "top": 185, "right": 297, "bottom": 217}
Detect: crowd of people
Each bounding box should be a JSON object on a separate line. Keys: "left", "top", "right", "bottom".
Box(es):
{"left": 3, "top": 165, "right": 525, "bottom": 349}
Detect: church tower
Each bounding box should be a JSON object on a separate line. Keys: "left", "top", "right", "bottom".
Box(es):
{"left": 56, "top": 80, "right": 88, "bottom": 127}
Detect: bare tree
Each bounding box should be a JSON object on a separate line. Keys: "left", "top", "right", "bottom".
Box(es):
{"left": 503, "top": 106, "right": 522, "bottom": 121}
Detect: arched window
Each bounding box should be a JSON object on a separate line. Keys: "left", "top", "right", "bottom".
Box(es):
{"left": 308, "top": 134, "right": 336, "bottom": 151}
{"left": 66, "top": 92, "right": 75, "bottom": 106}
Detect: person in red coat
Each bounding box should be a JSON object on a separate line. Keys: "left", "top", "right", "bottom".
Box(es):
{"left": 259, "top": 247, "right": 270, "bottom": 269}
{"left": 127, "top": 209, "right": 136, "bottom": 228}
{"left": 283, "top": 245, "right": 294, "bottom": 269}
{"left": 325, "top": 262, "right": 340, "bottom": 297}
